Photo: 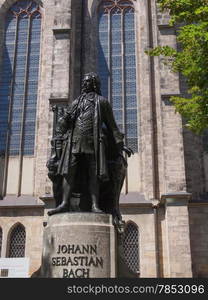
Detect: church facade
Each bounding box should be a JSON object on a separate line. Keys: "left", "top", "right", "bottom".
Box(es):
{"left": 0, "top": 0, "right": 208, "bottom": 278}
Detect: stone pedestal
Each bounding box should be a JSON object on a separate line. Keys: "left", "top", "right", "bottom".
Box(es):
{"left": 40, "top": 213, "right": 116, "bottom": 278}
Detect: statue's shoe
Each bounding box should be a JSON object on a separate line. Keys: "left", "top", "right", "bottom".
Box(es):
{"left": 91, "top": 206, "right": 103, "bottom": 213}
{"left": 48, "top": 204, "right": 68, "bottom": 216}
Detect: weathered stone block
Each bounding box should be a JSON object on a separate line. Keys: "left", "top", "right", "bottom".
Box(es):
{"left": 40, "top": 213, "right": 116, "bottom": 278}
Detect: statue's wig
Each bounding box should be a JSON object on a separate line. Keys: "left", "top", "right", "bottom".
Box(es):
{"left": 81, "top": 72, "right": 102, "bottom": 95}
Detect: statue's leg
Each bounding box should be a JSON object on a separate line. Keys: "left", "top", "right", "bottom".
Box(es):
{"left": 48, "top": 156, "right": 78, "bottom": 216}
{"left": 87, "top": 155, "right": 103, "bottom": 213}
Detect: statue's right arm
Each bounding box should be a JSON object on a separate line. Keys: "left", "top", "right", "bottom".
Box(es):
{"left": 57, "top": 100, "right": 78, "bottom": 134}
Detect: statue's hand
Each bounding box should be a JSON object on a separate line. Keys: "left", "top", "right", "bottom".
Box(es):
{"left": 46, "top": 158, "right": 58, "bottom": 172}
{"left": 123, "top": 145, "right": 134, "bottom": 157}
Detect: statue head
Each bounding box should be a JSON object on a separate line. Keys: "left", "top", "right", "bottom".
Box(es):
{"left": 81, "top": 72, "right": 102, "bottom": 95}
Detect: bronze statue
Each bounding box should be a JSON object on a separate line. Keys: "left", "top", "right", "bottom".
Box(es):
{"left": 47, "top": 72, "right": 133, "bottom": 219}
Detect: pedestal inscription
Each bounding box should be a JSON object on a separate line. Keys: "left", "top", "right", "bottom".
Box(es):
{"left": 41, "top": 213, "right": 116, "bottom": 278}
{"left": 52, "top": 244, "right": 103, "bottom": 277}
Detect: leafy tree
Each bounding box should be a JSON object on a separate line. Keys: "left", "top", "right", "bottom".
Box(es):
{"left": 146, "top": 0, "right": 208, "bottom": 134}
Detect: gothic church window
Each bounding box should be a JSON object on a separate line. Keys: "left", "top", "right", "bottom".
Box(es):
{"left": 123, "top": 221, "right": 140, "bottom": 275}
{"left": 0, "top": 227, "right": 2, "bottom": 257}
{"left": 98, "top": 0, "right": 138, "bottom": 152}
{"left": 0, "top": 0, "right": 41, "bottom": 156}
{"left": 8, "top": 224, "right": 26, "bottom": 257}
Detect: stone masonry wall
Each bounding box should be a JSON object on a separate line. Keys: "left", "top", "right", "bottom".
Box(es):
{"left": 35, "top": 0, "right": 72, "bottom": 198}
{"left": 0, "top": 207, "right": 44, "bottom": 276}
{"left": 121, "top": 205, "right": 158, "bottom": 278}
{"left": 156, "top": 4, "right": 187, "bottom": 195}
{"left": 156, "top": 2, "right": 208, "bottom": 199}
{"left": 189, "top": 204, "right": 208, "bottom": 277}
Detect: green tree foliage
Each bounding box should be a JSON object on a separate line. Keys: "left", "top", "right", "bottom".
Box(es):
{"left": 146, "top": 0, "right": 208, "bottom": 133}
